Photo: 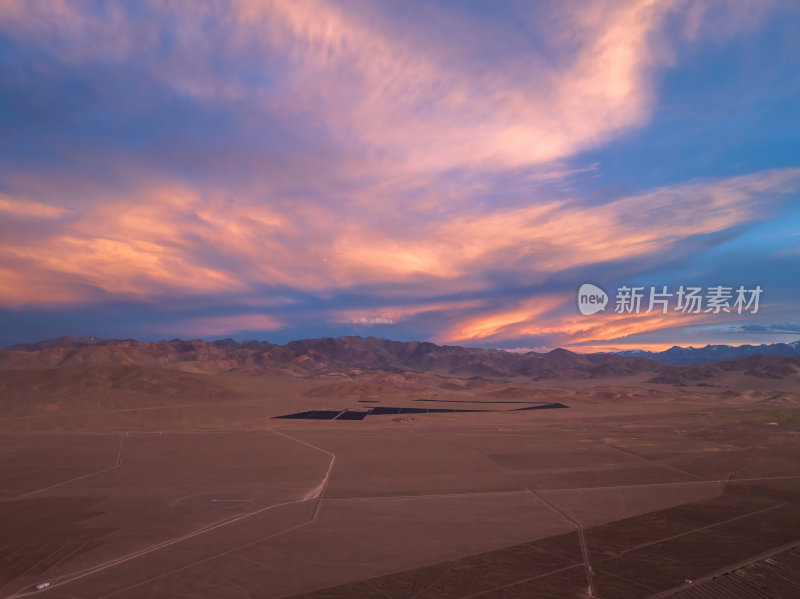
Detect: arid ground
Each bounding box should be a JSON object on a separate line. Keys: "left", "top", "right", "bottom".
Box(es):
{"left": 1, "top": 344, "right": 800, "bottom": 598}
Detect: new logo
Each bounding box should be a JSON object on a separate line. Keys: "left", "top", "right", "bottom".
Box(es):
{"left": 578, "top": 283, "right": 608, "bottom": 315}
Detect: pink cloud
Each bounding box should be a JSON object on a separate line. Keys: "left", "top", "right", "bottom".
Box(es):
{"left": 0, "top": 193, "right": 69, "bottom": 219}
{"left": 0, "top": 0, "right": 794, "bottom": 350}
{"left": 0, "top": 167, "right": 797, "bottom": 310}
{"left": 0, "top": 0, "right": 747, "bottom": 175}
{"left": 334, "top": 168, "right": 800, "bottom": 282}
{"left": 168, "top": 314, "right": 284, "bottom": 337}
{"left": 329, "top": 299, "right": 488, "bottom": 327}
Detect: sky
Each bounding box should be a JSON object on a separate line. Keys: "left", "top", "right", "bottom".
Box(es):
{"left": 0, "top": 0, "right": 799, "bottom": 352}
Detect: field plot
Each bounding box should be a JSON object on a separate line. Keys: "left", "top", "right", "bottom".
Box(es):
{"left": 0, "top": 433, "right": 121, "bottom": 498}
{"left": 539, "top": 481, "right": 725, "bottom": 527}
{"left": 290, "top": 531, "right": 585, "bottom": 599}
{"left": 589, "top": 497, "right": 800, "bottom": 598}
{"left": 79, "top": 493, "right": 575, "bottom": 598}
{"left": 288, "top": 429, "right": 520, "bottom": 499}
{"left": 0, "top": 431, "right": 332, "bottom": 597}
{"left": 423, "top": 428, "right": 707, "bottom": 491}
{"left": 657, "top": 542, "right": 800, "bottom": 598}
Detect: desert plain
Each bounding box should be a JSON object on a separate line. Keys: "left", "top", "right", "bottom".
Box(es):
{"left": 1, "top": 338, "right": 799, "bottom": 598}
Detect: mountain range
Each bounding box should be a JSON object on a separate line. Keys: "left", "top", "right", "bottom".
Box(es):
{"left": 613, "top": 341, "right": 800, "bottom": 365}
{"left": 2, "top": 336, "right": 800, "bottom": 383}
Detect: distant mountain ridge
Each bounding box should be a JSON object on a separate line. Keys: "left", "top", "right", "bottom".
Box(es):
{"left": 0, "top": 336, "right": 657, "bottom": 379}
{"left": 2, "top": 336, "right": 800, "bottom": 383}
{"left": 614, "top": 340, "right": 800, "bottom": 365}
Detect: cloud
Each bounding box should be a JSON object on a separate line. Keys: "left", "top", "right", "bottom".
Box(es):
{"left": 334, "top": 317, "right": 394, "bottom": 326}
{"left": 254, "top": 0, "right": 682, "bottom": 172}
{"left": 440, "top": 292, "right": 720, "bottom": 347}
{"left": 0, "top": 0, "right": 701, "bottom": 176}
{"left": 168, "top": 314, "right": 284, "bottom": 338}
{"left": 0, "top": 1, "right": 796, "bottom": 349}
{"left": 0, "top": 0, "right": 789, "bottom": 187}
{"left": 328, "top": 299, "right": 487, "bottom": 329}
{"left": 0, "top": 166, "right": 797, "bottom": 319}
{"left": 335, "top": 168, "right": 800, "bottom": 282}
{"left": 730, "top": 322, "right": 800, "bottom": 334}
{"left": 0, "top": 193, "right": 69, "bottom": 219}
{"left": 0, "top": 264, "right": 94, "bottom": 307}
{"left": 442, "top": 296, "right": 565, "bottom": 342}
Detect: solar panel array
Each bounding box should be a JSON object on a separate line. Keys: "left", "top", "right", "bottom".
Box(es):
{"left": 273, "top": 402, "right": 568, "bottom": 420}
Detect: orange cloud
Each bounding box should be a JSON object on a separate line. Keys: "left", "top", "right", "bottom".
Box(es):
{"left": 335, "top": 168, "right": 800, "bottom": 281}
{"left": 443, "top": 296, "right": 565, "bottom": 342}
{"left": 0, "top": 167, "right": 797, "bottom": 309}
{"left": 441, "top": 294, "right": 730, "bottom": 348}
{"left": 551, "top": 310, "right": 717, "bottom": 346}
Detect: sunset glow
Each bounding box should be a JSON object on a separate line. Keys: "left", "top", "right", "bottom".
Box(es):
{"left": 1, "top": 1, "right": 798, "bottom": 350}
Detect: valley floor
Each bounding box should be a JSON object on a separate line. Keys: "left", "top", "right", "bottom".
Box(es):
{"left": 1, "top": 371, "right": 799, "bottom": 597}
